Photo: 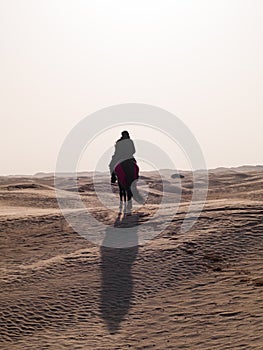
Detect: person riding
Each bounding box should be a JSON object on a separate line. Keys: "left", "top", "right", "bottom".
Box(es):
{"left": 109, "top": 130, "right": 136, "bottom": 184}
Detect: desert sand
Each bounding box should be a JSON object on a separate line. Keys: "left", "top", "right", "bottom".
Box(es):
{"left": 0, "top": 167, "right": 263, "bottom": 349}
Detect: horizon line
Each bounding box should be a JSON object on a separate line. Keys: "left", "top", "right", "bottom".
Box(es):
{"left": 1, "top": 164, "right": 263, "bottom": 177}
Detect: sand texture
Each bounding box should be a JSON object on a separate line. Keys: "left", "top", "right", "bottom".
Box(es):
{"left": 0, "top": 168, "right": 263, "bottom": 349}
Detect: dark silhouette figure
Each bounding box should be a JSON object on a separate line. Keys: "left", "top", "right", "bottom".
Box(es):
{"left": 100, "top": 213, "right": 139, "bottom": 334}
{"left": 109, "top": 131, "right": 142, "bottom": 213}
{"left": 109, "top": 131, "right": 136, "bottom": 178}
{"left": 109, "top": 131, "right": 136, "bottom": 209}
{"left": 115, "top": 158, "right": 139, "bottom": 213}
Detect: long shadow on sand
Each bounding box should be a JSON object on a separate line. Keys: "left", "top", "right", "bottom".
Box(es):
{"left": 100, "top": 213, "right": 139, "bottom": 334}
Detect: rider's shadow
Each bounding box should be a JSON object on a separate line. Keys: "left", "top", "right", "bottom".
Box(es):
{"left": 100, "top": 213, "right": 139, "bottom": 334}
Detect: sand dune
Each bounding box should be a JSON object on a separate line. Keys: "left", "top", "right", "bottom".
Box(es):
{"left": 0, "top": 168, "right": 263, "bottom": 349}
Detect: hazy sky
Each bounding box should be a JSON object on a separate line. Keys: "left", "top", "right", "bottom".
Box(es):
{"left": 1, "top": 0, "right": 263, "bottom": 175}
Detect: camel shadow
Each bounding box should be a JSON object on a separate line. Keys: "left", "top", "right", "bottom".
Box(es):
{"left": 100, "top": 212, "right": 139, "bottom": 334}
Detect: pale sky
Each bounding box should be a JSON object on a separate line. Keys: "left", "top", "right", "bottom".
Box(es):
{"left": 1, "top": 0, "right": 263, "bottom": 175}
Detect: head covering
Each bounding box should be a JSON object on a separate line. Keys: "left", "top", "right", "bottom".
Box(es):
{"left": 121, "top": 130, "right": 130, "bottom": 139}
